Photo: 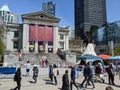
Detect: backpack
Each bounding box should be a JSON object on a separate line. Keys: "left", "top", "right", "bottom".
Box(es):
{"left": 33, "top": 67, "right": 39, "bottom": 77}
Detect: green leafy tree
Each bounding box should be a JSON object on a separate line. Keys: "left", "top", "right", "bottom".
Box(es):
{"left": 114, "top": 46, "right": 120, "bottom": 56}
{"left": 0, "top": 19, "right": 5, "bottom": 54}
{"left": 0, "top": 39, "right": 4, "bottom": 54}
{"left": 110, "top": 46, "right": 120, "bottom": 56}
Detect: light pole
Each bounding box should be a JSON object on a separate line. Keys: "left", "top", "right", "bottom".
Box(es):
{"left": 110, "top": 41, "right": 114, "bottom": 56}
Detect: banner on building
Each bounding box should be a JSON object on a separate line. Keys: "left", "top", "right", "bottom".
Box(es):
{"left": 29, "top": 25, "right": 53, "bottom": 42}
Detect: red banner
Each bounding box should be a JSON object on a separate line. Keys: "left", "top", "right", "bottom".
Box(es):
{"left": 29, "top": 25, "right": 53, "bottom": 42}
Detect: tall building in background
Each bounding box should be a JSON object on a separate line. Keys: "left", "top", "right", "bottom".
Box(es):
{"left": 42, "top": 1, "right": 55, "bottom": 16}
{"left": 0, "top": 3, "right": 19, "bottom": 52}
{"left": 0, "top": 3, "right": 18, "bottom": 24}
{"left": 74, "top": 0, "right": 107, "bottom": 43}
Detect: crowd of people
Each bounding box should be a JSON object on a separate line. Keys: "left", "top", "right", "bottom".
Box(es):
{"left": 10, "top": 59, "right": 119, "bottom": 90}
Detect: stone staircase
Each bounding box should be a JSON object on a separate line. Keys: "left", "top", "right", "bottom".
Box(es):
{"left": 45, "top": 53, "right": 63, "bottom": 64}
{"left": 20, "top": 53, "right": 63, "bottom": 65}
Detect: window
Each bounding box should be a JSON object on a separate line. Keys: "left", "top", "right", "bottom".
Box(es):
{"left": 11, "top": 16, "right": 13, "bottom": 23}
{"left": 7, "top": 14, "right": 10, "bottom": 22}
{"left": 29, "top": 41, "right": 35, "bottom": 52}
{"left": 13, "top": 41, "right": 18, "bottom": 49}
{"left": 14, "top": 31, "right": 19, "bottom": 37}
{"left": 60, "top": 42, "right": 64, "bottom": 49}
{"left": 60, "top": 34, "right": 64, "bottom": 40}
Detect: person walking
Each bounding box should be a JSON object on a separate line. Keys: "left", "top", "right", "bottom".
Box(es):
{"left": 94, "top": 63, "right": 102, "bottom": 82}
{"left": 45, "top": 59, "right": 49, "bottom": 67}
{"left": 81, "top": 64, "right": 89, "bottom": 87}
{"left": 49, "top": 64, "right": 53, "bottom": 82}
{"left": 53, "top": 64, "right": 58, "bottom": 85}
{"left": 25, "top": 61, "right": 31, "bottom": 77}
{"left": 11, "top": 68, "right": 22, "bottom": 90}
{"left": 33, "top": 65, "right": 39, "bottom": 83}
{"left": 70, "top": 65, "right": 79, "bottom": 90}
{"left": 106, "top": 64, "right": 115, "bottom": 85}
{"left": 62, "top": 69, "right": 70, "bottom": 90}
{"left": 85, "top": 63, "right": 95, "bottom": 89}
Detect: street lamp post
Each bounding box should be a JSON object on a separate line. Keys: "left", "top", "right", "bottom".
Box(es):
{"left": 110, "top": 41, "right": 114, "bottom": 56}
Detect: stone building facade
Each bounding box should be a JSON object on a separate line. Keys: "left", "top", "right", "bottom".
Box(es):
{"left": 4, "top": 11, "right": 71, "bottom": 53}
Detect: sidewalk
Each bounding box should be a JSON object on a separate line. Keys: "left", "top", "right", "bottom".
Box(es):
{"left": 0, "top": 68, "right": 120, "bottom": 90}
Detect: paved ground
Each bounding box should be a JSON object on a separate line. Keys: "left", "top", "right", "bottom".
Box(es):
{"left": 0, "top": 67, "right": 120, "bottom": 90}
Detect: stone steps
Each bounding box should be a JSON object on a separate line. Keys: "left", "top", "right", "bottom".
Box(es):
{"left": 20, "top": 53, "right": 62, "bottom": 65}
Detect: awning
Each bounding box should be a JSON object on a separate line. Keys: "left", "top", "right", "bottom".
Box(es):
{"left": 78, "top": 54, "right": 101, "bottom": 60}
{"left": 98, "top": 54, "right": 112, "bottom": 59}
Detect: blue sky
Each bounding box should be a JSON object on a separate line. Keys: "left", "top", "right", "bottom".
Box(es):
{"left": 0, "top": 0, "right": 120, "bottom": 29}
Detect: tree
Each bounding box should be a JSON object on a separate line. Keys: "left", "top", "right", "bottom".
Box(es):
{"left": 0, "top": 18, "right": 5, "bottom": 54}
{"left": 114, "top": 46, "right": 120, "bottom": 56}
{"left": 109, "top": 46, "right": 120, "bottom": 56}
{"left": 0, "top": 39, "right": 4, "bottom": 54}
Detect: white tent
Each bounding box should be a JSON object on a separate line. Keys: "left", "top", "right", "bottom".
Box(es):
{"left": 81, "top": 43, "right": 97, "bottom": 56}
{"left": 78, "top": 43, "right": 103, "bottom": 66}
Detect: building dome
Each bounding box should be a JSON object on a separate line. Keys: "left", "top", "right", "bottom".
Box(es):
{"left": 0, "top": 3, "right": 10, "bottom": 12}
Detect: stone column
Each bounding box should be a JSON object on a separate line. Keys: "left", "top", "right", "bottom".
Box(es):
{"left": 45, "top": 42, "right": 48, "bottom": 53}
{"left": 53, "top": 26, "right": 59, "bottom": 53}
{"left": 22, "top": 24, "right": 29, "bottom": 53}
{"left": 65, "top": 34, "right": 69, "bottom": 51}
{"left": 35, "top": 41, "right": 38, "bottom": 53}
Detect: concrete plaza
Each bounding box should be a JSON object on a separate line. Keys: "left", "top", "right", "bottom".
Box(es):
{"left": 0, "top": 67, "right": 120, "bottom": 90}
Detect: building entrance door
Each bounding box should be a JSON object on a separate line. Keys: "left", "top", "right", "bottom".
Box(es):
{"left": 38, "top": 42, "right": 45, "bottom": 53}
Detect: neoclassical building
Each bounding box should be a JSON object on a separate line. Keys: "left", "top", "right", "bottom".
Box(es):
{"left": 4, "top": 11, "right": 71, "bottom": 54}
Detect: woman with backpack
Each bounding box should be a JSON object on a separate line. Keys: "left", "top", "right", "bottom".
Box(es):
{"left": 33, "top": 65, "right": 39, "bottom": 83}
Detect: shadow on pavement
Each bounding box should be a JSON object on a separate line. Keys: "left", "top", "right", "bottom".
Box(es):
{"left": 58, "top": 87, "right": 61, "bottom": 90}
{"left": 28, "top": 80, "right": 35, "bottom": 84}
{"left": 43, "top": 78, "right": 51, "bottom": 82}
{"left": 42, "top": 78, "right": 54, "bottom": 85}
{"left": 95, "top": 81, "right": 120, "bottom": 88}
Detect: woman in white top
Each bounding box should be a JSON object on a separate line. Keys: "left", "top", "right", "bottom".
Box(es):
{"left": 53, "top": 64, "right": 58, "bottom": 85}
{"left": 26, "top": 61, "right": 31, "bottom": 76}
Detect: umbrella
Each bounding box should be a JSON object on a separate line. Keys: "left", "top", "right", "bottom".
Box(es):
{"left": 98, "top": 54, "right": 112, "bottom": 59}
{"left": 107, "top": 56, "right": 120, "bottom": 60}
{"left": 78, "top": 54, "right": 101, "bottom": 60}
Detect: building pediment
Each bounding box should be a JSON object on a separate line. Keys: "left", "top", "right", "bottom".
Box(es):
{"left": 21, "top": 11, "right": 60, "bottom": 23}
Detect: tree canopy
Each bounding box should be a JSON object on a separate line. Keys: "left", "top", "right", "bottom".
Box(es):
{"left": 0, "top": 18, "right": 5, "bottom": 54}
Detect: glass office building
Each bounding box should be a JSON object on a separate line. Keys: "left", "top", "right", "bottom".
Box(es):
{"left": 74, "top": 0, "right": 107, "bottom": 43}
{"left": 93, "top": 21, "right": 120, "bottom": 54}
{"left": 42, "top": 1, "right": 55, "bottom": 16}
